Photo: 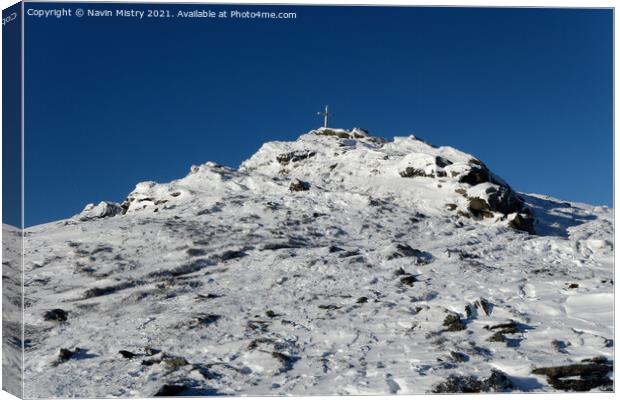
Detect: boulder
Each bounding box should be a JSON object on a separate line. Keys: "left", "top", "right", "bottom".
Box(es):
{"left": 509, "top": 213, "right": 535, "bottom": 234}
{"left": 289, "top": 179, "right": 310, "bottom": 192}
{"left": 459, "top": 166, "right": 491, "bottom": 186}
{"left": 77, "top": 201, "right": 123, "bottom": 221}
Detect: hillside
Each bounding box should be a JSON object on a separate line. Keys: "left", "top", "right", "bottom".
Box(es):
{"left": 8, "top": 128, "right": 613, "bottom": 396}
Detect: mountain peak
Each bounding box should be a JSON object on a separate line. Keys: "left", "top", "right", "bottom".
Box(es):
{"left": 75, "top": 128, "right": 535, "bottom": 234}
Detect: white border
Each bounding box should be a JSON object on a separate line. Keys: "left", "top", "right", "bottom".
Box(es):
{"left": 0, "top": 1, "right": 616, "bottom": 400}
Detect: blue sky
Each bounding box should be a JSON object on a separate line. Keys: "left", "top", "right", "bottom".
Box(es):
{"left": 23, "top": 4, "right": 612, "bottom": 226}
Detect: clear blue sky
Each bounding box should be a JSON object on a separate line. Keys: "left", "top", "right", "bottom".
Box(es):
{"left": 23, "top": 4, "right": 612, "bottom": 226}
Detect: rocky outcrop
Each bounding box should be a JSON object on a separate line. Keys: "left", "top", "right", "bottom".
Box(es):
{"left": 289, "top": 179, "right": 310, "bottom": 192}
{"left": 77, "top": 201, "right": 123, "bottom": 221}
{"left": 432, "top": 369, "right": 514, "bottom": 393}
{"left": 532, "top": 357, "right": 613, "bottom": 391}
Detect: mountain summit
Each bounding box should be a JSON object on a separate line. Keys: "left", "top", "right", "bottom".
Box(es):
{"left": 12, "top": 128, "right": 613, "bottom": 396}
{"left": 89, "top": 128, "right": 533, "bottom": 233}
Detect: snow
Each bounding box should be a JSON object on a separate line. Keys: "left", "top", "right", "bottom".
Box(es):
{"left": 5, "top": 128, "right": 613, "bottom": 396}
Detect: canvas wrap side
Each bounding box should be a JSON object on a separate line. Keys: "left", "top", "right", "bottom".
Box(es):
{"left": 2, "top": 1, "right": 24, "bottom": 398}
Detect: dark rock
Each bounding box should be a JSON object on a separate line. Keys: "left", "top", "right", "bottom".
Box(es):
{"left": 328, "top": 245, "right": 344, "bottom": 253}
{"left": 217, "top": 250, "right": 247, "bottom": 261}
{"left": 486, "top": 186, "right": 523, "bottom": 215}
{"left": 43, "top": 309, "right": 68, "bottom": 322}
{"left": 475, "top": 298, "right": 493, "bottom": 316}
{"left": 459, "top": 166, "right": 491, "bottom": 186}
{"left": 265, "top": 310, "right": 278, "bottom": 318}
{"left": 314, "top": 128, "right": 353, "bottom": 139}
{"left": 276, "top": 150, "right": 316, "bottom": 165}
{"left": 445, "top": 203, "right": 457, "bottom": 211}
{"left": 186, "top": 248, "right": 206, "bottom": 257}
{"left": 154, "top": 384, "right": 189, "bottom": 396}
{"left": 485, "top": 320, "right": 525, "bottom": 344}
{"left": 568, "top": 283, "right": 579, "bottom": 289}
{"left": 83, "top": 281, "right": 137, "bottom": 299}
{"left": 394, "top": 267, "right": 407, "bottom": 276}
{"left": 400, "top": 275, "right": 417, "bottom": 287}
{"left": 532, "top": 360, "right": 613, "bottom": 391}
{"left": 552, "top": 339, "right": 570, "bottom": 353}
{"left": 450, "top": 351, "right": 469, "bottom": 363}
{"left": 271, "top": 351, "right": 300, "bottom": 372}
{"left": 387, "top": 244, "right": 433, "bottom": 264}
{"left": 435, "top": 156, "right": 453, "bottom": 168}
{"left": 247, "top": 320, "right": 270, "bottom": 332}
{"left": 356, "top": 296, "right": 368, "bottom": 304}
{"left": 443, "top": 313, "right": 466, "bottom": 332}
{"left": 468, "top": 197, "right": 494, "bottom": 218}
{"left": 455, "top": 188, "right": 468, "bottom": 196}
{"left": 289, "top": 179, "right": 310, "bottom": 192}
{"left": 464, "top": 303, "right": 477, "bottom": 319}
{"left": 318, "top": 304, "right": 341, "bottom": 310}
{"left": 58, "top": 348, "right": 80, "bottom": 363}
{"left": 488, "top": 332, "right": 507, "bottom": 342}
{"left": 432, "top": 369, "right": 514, "bottom": 393}
{"left": 509, "top": 213, "right": 536, "bottom": 234}
{"left": 486, "top": 321, "right": 520, "bottom": 334}
{"left": 119, "top": 350, "right": 136, "bottom": 359}
{"left": 195, "top": 314, "right": 221, "bottom": 326}
{"left": 144, "top": 347, "right": 161, "bottom": 356}
{"left": 484, "top": 369, "right": 514, "bottom": 392}
{"left": 582, "top": 356, "right": 609, "bottom": 364}
{"left": 195, "top": 293, "right": 223, "bottom": 300}
{"left": 399, "top": 167, "right": 434, "bottom": 178}
{"left": 432, "top": 375, "right": 483, "bottom": 393}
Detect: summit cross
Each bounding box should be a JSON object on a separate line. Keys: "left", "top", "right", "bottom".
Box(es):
{"left": 317, "top": 105, "right": 331, "bottom": 128}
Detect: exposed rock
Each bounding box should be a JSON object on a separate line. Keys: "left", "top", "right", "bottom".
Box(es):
{"left": 186, "top": 248, "right": 207, "bottom": 257}
{"left": 486, "top": 186, "right": 523, "bottom": 214}
{"left": 289, "top": 179, "right": 310, "bottom": 192}
{"left": 435, "top": 156, "right": 453, "bottom": 168}
{"left": 271, "top": 351, "right": 300, "bottom": 372}
{"left": 468, "top": 197, "right": 494, "bottom": 218}
{"left": 386, "top": 244, "right": 433, "bottom": 264}
{"left": 78, "top": 202, "right": 123, "bottom": 221}
{"left": 459, "top": 166, "right": 491, "bottom": 186}
{"left": 118, "top": 350, "right": 136, "bottom": 359}
{"left": 551, "top": 339, "right": 570, "bottom": 353}
{"left": 449, "top": 351, "right": 469, "bottom": 363}
{"left": 276, "top": 150, "right": 316, "bottom": 165}
{"left": 485, "top": 369, "right": 514, "bottom": 392}
{"left": 399, "top": 275, "right": 417, "bottom": 286}
{"left": 393, "top": 267, "right": 407, "bottom": 276}
{"left": 532, "top": 359, "right": 613, "bottom": 391}
{"left": 399, "top": 167, "right": 434, "bottom": 178}
{"left": 509, "top": 213, "right": 536, "bottom": 234}
{"left": 442, "top": 313, "right": 466, "bottom": 332}
{"left": 58, "top": 348, "right": 80, "bottom": 363}
{"left": 314, "top": 128, "right": 356, "bottom": 139}
{"left": 43, "top": 309, "right": 68, "bottom": 322}
{"left": 475, "top": 298, "right": 493, "bottom": 316}
{"left": 432, "top": 369, "right": 514, "bottom": 393}
{"left": 432, "top": 375, "right": 482, "bottom": 393}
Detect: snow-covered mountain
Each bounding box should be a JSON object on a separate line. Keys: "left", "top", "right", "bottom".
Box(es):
{"left": 7, "top": 128, "right": 614, "bottom": 396}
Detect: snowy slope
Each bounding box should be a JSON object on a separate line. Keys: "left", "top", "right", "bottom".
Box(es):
{"left": 13, "top": 128, "right": 613, "bottom": 397}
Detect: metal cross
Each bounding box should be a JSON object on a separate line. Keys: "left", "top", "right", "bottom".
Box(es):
{"left": 317, "top": 105, "right": 331, "bottom": 128}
